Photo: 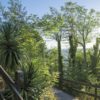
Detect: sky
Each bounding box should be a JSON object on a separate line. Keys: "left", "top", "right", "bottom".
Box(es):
{"left": 1, "top": 0, "right": 100, "bottom": 17}
{"left": 0, "top": 0, "right": 99, "bottom": 49}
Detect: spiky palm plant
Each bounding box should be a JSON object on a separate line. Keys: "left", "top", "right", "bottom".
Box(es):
{"left": 21, "top": 62, "right": 50, "bottom": 100}
{"left": 21, "top": 63, "right": 40, "bottom": 100}
{"left": 0, "top": 22, "right": 21, "bottom": 70}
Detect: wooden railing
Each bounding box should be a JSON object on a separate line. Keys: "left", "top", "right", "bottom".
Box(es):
{"left": 0, "top": 92, "right": 6, "bottom": 100}
{"left": 62, "top": 79, "right": 100, "bottom": 100}
{"left": 0, "top": 65, "right": 23, "bottom": 100}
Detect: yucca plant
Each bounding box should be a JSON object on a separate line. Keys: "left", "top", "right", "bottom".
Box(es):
{"left": 21, "top": 62, "right": 52, "bottom": 100}
{"left": 0, "top": 22, "right": 21, "bottom": 70}
{"left": 21, "top": 63, "right": 41, "bottom": 100}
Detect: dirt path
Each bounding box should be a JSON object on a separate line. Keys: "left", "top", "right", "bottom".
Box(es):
{"left": 54, "top": 88, "right": 78, "bottom": 100}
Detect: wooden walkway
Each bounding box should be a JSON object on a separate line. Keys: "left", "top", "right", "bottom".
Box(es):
{"left": 54, "top": 88, "right": 78, "bottom": 100}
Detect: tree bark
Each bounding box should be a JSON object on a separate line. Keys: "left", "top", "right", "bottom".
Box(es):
{"left": 57, "top": 39, "right": 63, "bottom": 88}
{"left": 83, "top": 38, "right": 87, "bottom": 67}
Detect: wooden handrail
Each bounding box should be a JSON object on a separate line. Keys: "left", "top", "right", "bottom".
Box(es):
{"left": 0, "top": 65, "right": 23, "bottom": 100}
{"left": 63, "top": 79, "right": 100, "bottom": 88}
{"left": 62, "top": 79, "right": 100, "bottom": 100}
{"left": 0, "top": 93, "right": 6, "bottom": 100}
{"left": 0, "top": 92, "right": 6, "bottom": 100}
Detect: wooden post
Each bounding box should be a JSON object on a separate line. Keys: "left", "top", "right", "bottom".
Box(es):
{"left": 94, "top": 86, "right": 97, "bottom": 100}
{"left": 15, "top": 70, "right": 24, "bottom": 100}
{"left": 0, "top": 77, "right": 5, "bottom": 92}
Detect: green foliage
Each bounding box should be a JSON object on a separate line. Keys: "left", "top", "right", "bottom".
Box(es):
{"left": 66, "top": 51, "right": 86, "bottom": 81}
{"left": 90, "top": 38, "right": 100, "bottom": 73}
{"left": 68, "top": 34, "right": 78, "bottom": 69}
{"left": 46, "top": 48, "right": 58, "bottom": 72}
{"left": 40, "top": 87, "right": 56, "bottom": 100}
{"left": 0, "top": 0, "right": 27, "bottom": 25}
{"left": 0, "top": 22, "right": 21, "bottom": 69}
{"left": 21, "top": 62, "right": 52, "bottom": 100}
{"left": 40, "top": 7, "right": 64, "bottom": 41}
{"left": 19, "top": 25, "right": 45, "bottom": 60}
{"left": 89, "top": 38, "right": 100, "bottom": 83}
{"left": 40, "top": 7, "right": 65, "bottom": 87}
{"left": 0, "top": 0, "right": 100, "bottom": 99}
{"left": 0, "top": 1, "right": 56, "bottom": 100}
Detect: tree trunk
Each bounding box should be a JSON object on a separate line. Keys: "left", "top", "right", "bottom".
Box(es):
{"left": 57, "top": 39, "right": 63, "bottom": 88}
{"left": 83, "top": 39, "right": 87, "bottom": 67}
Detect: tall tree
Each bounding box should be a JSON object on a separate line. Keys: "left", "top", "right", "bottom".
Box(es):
{"left": 61, "top": 2, "right": 78, "bottom": 68}
{"left": 76, "top": 8, "right": 99, "bottom": 68}
{"left": 39, "top": 7, "right": 65, "bottom": 88}
{"left": 62, "top": 2, "right": 99, "bottom": 69}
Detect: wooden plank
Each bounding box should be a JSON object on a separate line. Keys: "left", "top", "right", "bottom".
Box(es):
{"left": 62, "top": 79, "right": 100, "bottom": 99}
{"left": 62, "top": 79, "right": 100, "bottom": 88}
{"left": 0, "top": 66, "right": 23, "bottom": 100}
{"left": 72, "top": 88, "right": 100, "bottom": 98}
